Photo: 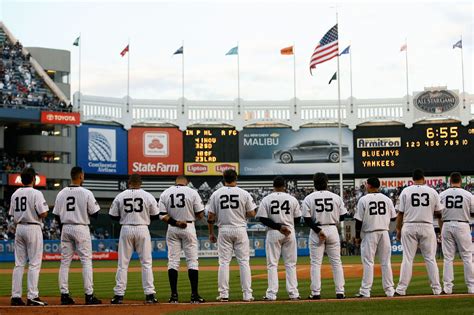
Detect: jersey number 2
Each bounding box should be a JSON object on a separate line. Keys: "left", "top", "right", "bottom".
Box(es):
{"left": 66, "top": 196, "right": 75, "bottom": 211}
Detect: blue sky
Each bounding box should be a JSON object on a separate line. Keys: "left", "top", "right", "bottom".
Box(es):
{"left": 1, "top": 0, "right": 472, "bottom": 101}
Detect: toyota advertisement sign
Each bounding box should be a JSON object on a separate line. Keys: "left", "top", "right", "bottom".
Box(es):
{"left": 76, "top": 124, "right": 128, "bottom": 175}
{"left": 128, "top": 127, "right": 183, "bottom": 175}
{"left": 239, "top": 127, "right": 354, "bottom": 175}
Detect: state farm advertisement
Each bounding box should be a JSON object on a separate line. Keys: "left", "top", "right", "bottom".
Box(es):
{"left": 128, "top": 128, "right": 183, "bottom": 175}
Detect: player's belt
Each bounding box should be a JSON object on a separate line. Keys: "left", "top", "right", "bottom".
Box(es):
{"left": 186, "top": 221, "right": 194, "bottom": 223}
{"left": 18, "top": 222, "right": 40, "bottom": 225}
{"left": 444, "top": 220, "right": 469, "bottom": 223}
{"left": 404, "top": 221, "right": 431, "bottom": 224}
{"left": 320, "top": 223, "right": 336, "bottom": 226}
{"left": 63, "top": 223, "right": 87, "bottom": 225}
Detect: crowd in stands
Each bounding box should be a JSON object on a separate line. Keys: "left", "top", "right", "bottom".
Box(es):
{"left": 0, "top": 153, "right": 30, "bottom": 173}
{"left": 0, "top": 37, "right": 72, "bottom": 111}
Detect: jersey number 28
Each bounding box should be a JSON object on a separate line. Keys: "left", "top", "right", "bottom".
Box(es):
{"left": 368, "top": 201, "right": 386, "bottom": 215}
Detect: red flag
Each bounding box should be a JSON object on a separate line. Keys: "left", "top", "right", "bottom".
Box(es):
{"left": 400, "top": 44, "right": 407, "bottom": 52}
{"left": 120, "top": 45, "right": 129, "bottom": 57}
{"left": 281, "top": 46, "right": 294, "bottom": 55}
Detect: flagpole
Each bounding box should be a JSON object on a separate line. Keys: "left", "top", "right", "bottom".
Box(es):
{"left": 349, "top": 41, "right": 353, "bottom": 113}
{"left": 182, "top": 40, "right": 185, "bottom": 105}
{"left": 293, "top": 42, "right": 296, "bottom": 107}
{"left": 460, "top": 35, "right": 465, "bottom": 109}
{"left": 336, "top": 13, "right": 343, "bottom": 199}
{"left": 237, "top": 41, "right": 240, "bottom": 114}
{"left": 127, "top": 38, "right": 130, "bottom": 113}
{"left": 405, "top": 37, "right": 409, "bottom": 112}
{"left": 78, "top": 33, "right": 81, "bottom": 111}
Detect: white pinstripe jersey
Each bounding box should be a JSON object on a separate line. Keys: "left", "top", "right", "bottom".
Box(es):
{"left": 109, "top": 189, "right": 159, "bottom": 225}
{"left": 397, "top": 185, "right": 442, "bottom": 224}
{"left": 256, "top": 192, "right": 302, "bottom": 227}
{"left": 53, "top": 186, "right": 100, "bottom": 225}
{"left": 302, "top": 190, "right": 347, "bottom": 225}
{"left": 439, "top": 187, "right": 474, "bottom": 222}
{"left": 9, "top": 187, "right": 49, "bottom": 225}
{"left": 354, "top": 193, "right": 396, "bottom": 232}
{"left": 158, "top": 185, "right": 204, "bottom": 222}
{"left": 206, "top": 186, "right": 257, "bottom": 228}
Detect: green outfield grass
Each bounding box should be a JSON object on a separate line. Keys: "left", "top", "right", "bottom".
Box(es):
{"left": 0, "top": 254, "right": 472, "bottom": 306}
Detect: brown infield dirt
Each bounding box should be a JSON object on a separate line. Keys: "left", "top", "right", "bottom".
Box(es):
{"left": 0, "top": 294, "right": 471, "bottom": 315}
{"left": 1, "top": 262, "right": 462, "bottom": 280}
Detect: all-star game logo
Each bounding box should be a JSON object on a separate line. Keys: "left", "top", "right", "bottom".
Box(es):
{"left": 414, "top": 89, "right": 459, "bottom": 114}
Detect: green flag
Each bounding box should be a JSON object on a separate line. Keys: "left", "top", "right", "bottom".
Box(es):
{"left": 328, "top": 72, "right": 337, "bottom": 84}
{"left": 73, "top": 36, "right": 80, "bottom": 46}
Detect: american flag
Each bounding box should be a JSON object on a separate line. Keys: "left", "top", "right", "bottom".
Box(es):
{"left": 309, "top": 24, "right": 338, "bottom": 74}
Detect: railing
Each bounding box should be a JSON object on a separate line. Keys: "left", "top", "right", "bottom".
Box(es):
{"left": 74, "top": 92, "right": 473, "bottom": 130}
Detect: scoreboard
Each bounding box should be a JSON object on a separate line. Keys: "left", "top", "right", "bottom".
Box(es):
{"left": 184, "top": 127, "right": 239, "bottom": 176}
{"left": 354, "top": 122, "right": 474, "bottom": 175}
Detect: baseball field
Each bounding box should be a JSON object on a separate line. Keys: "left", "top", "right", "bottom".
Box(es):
{"left": 0, "top": 254, "right": 473, "bottom": 314}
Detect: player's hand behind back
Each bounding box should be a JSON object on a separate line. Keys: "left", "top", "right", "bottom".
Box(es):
{"left": 279, "top": 225, "right": 291, "bottom": 237}
{"left": 176, "top": 221, "right": 187, "bottom": 229}
{"left": 209, "top": 234, "right": 217, "bottom": 243}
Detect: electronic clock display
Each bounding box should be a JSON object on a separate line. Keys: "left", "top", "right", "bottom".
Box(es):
{"left": 183, "top": 128, "right": 239, "bottom": 176}
{"left": 354, "top": 122, "right": 474, "bottom": 175}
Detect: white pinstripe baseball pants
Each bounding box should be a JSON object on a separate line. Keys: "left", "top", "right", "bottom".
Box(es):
{"left": 11, "top": 224, "right": 43, "bottom": 300}
{"left": 309, "top": 226, "right": 345, "bottom": 295}
{"left": 217, "top": 226, "right": 253, "bottom": 300}
{"left": 265, "top": 229, "right": 299, "bottom": 300}
{"left": 59, "top": 224, "right": 94, "bottom": 295}
{"left": 167, "top": 223, "right": 199, "bottom": 270}
{"left": 114, "top": 225, "right": 155, "bottom": 296}
{"left": 396, "top": 223, "right": 441, "bottom": 295}
{"left": 441, "top": 222, "right": 474, "bottom": 294}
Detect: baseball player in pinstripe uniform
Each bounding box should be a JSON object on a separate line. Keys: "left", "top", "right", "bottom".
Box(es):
{"left": 438, "top": 172, "right": 474, "bottom": 294}
{"left": 53, "top": 166, "right": 102, "bottom": 305}
{"left": 303, "top": 172, "right": 347, "bottom": 300}
{"left": 354, "top": 177, "right": 397, "bottom": 298}
{"left": 207, "top": 169, "right": 257, "bottom": 302}
{"left": 395, "top": 169, "right": 442, "bottom": 296}
{"left": 159, "top": 176, "right": 206, "bottom": 304}
{"left": 109, "top": 174, "right": 160, "bottom": 304}
{"left": 9, "top": 168, "right": 49, "bottom": 306}
{"left": 257, "top": 176, "right": 302, "bottom": 301}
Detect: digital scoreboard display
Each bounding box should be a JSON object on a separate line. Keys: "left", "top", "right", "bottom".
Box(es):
{"left": 354, "top": 122, "right": 474, "bottom": 175}
{"left": 184, "top": 127, "right": 239, "bottom": 176}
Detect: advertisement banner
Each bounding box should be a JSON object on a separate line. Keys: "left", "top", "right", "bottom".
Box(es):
{"left": 354, "top": 122, "right": 474, "bottom": 175}
{"left": 184, "top": 162, "right": 238, "bottom": 176}
{"left": 43, "top": 252, "right": 118, "bottom": 261}
{"left": 354, "top": 176, "right": 446, "bottom": 189}
{"left": 8, "top": 174, "right": 46, "bottom": 187}
{"left": 183, "top": 128, "right": 239, "bottom": 176}
{"left": 239, "top": 127, "right": 354, "bottom": 175}
{"left": 40, "top": 111, "right": 81, "bottom": 125}
{"left": 128, "top": 128, "right": 183, "bottom": 175}
{"left": 413, "top": 88, "right": 460, "bottom": 120}
{"left": 76, "top": 124, "right": 128, "bottom": 175}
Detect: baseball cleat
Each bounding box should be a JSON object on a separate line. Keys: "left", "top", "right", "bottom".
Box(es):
{"left": 10, "top": 297, "right": 25, "bottom": 306}
{"left": 262, "top": 296, "right": 276, "bottom": 301}
{"left": 243, "top": 296, "right": 255, "bottom": 302}
{"left": 27, "top": 297, "right": 48, "bottom": 306}
{"left": 168, "top": 294, "right": 179, "bottom": 303}
{"left": 354, "top": 293, "right": 369, "bottom": 298}
{"left": 336, "top": 294, "right": 345, "bottom": 299}
{"left": 394, "top": 292, "right": 404, "bottom": 297}
{"left": 308, "top": 294, "right": 321, "bottom": 300}
{"left": 111, "top": 295, "right": 124, "bottom": 304}
{"left": 85, "top": 294, "right": 102, "bottom": 305}
{"left": 61, "top": 293, "right": 75, "bottom": 305}
{"left": 289, "top": 296, "right": 301, "bottom": 301}
{"left": 190, "top": 294, "right": 205, "bottom": 304}
{"left": 145, "top": 294, "right": 158, "bottom": 304}
{"left": 216, "top": 296, "right": 229, "bottom": 302}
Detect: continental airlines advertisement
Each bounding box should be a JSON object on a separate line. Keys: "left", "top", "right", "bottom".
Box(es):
{"left": 128, "top": 127, "right": 183, "bottom": 175}
{"left": 239, "top": 127, "right": 354, "bottom": 175}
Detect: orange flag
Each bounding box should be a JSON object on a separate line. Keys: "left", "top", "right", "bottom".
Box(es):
{"left": 280, "top": 46, "right": 294, "bottom": 55}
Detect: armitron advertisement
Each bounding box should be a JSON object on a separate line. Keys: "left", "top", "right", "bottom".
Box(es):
{"left": 354, "top": 122, "right": 474, "bottom": 175}
{"left": 239, "top": 127, "right": 354, "bottom": 175}
{"left": 128, "top": 127, "right": 183, "bottom": 175}
{"left": 76, "top": 124, "right": 128, "bottom": 175}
